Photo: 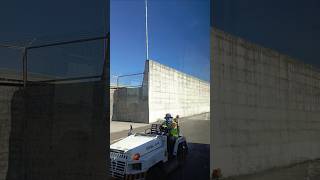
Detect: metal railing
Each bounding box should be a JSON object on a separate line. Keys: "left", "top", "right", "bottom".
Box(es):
{"left": 114, "top": 72, "right": 145, "bottom": 89}
{"left": 0, "top": 33, "right": 109, "bottom": 87}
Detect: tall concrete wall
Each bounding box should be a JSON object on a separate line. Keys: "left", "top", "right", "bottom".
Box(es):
{"left": 0, "top": 85, "right": 20, "bottom": 180}
{"left": 111, "top": 87, "right": 149, "bottom": 123}
{"left": 211, "top": 28, "right": 320, "bottom": 177}
{"left": 148, "top": 60, "right": 210, "bottom": 123}
{"left": 111, "top": 60, "right": 210, "bottom": 123}
{"left": 0, "top": 81, "right": 108, "bottom": 180}
{"left": 110, "top": 87, "right": 115, "bottom": 121}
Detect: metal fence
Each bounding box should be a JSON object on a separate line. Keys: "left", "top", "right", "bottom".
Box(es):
{"left": 113, "top": 72, "right": 145, "bottom": 89}
{"left": 0, "top": 33, "right": 109, "bottom": 87}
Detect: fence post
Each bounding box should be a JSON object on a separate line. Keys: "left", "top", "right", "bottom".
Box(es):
{"left": 102, "top": 33, "right": 109, "bottom": 81}
{"left": 22, "top": 48, "right": 28, "bottom": 87}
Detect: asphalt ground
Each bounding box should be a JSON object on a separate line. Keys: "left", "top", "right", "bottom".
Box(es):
{"left": 110, "top": 113, "right": 210, "bottom": 180}
{"left": 223, "top": 159, "right": 320, "bottom": 180}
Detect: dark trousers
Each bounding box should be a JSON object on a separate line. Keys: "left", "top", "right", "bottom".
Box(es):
{"left": 167, "top": 135, "right": 177, "bottom": 157}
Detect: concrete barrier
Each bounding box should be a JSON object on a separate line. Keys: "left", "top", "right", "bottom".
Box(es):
{"left": 112, "top": 87, "right": 148, "bottom": 123}
{"left": 211, "top": 28, "right": 320, "bottom": 177}
{"left": 111, "top": 60, "right": 210, "bottom": 123}
{"left": 148, "top": 60, "right": 210, "bottom": 122}
{"left": 0, "top": 81, "right": 108, "bottom": 180}
{"left": 0, "top": 85, "right": 20, "bottom": 180}
{"left": 110, "top": 87, "right": 116, "bottom": 121}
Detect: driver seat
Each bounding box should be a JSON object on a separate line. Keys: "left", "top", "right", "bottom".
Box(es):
{"left": 150, "top": 124, "right": 160, "bottom": 134}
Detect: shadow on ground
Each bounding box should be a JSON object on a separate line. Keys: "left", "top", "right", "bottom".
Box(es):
{"left": 166, "top": 142, "right": 210, "bottom": 180}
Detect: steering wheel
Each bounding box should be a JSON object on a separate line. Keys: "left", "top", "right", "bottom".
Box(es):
{"left": 160, "top": 125, "right": 169, "bottom": 135}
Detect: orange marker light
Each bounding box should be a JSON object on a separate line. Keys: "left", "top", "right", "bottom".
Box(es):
{"left": 132, "top": 153, "right": 140, "bottom": 160}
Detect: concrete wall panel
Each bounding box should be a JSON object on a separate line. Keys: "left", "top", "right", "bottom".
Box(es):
{"left": 0, "top": 86, "right": 20, "bottom": 180}
{"left": 0, "top": 81, "right": 108, "bottom": 180}
{"left": 148, "top": 60, "right": 210, "bottom": 123}
{"left": 211, "top": 28, "right": 320, "bottom": 177}
{"left": 111, "top": 60, "right": 210, "bottom": 123}
{"left": 111, "top": 87, "right": 149, "bottom": 123}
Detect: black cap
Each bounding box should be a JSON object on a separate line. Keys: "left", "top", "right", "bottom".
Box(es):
{"left": 165, "top": 113, "right": 172, "bottom": 118}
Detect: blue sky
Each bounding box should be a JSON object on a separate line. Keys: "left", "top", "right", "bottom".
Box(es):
{"left": 212, "top": 0, "right": 320, "bottom": 68}
{"left": 0, "top": 0, "right": 107, "bottom": 44}
{"left": 111, "top": 0, "right": 210, "bottom": 84}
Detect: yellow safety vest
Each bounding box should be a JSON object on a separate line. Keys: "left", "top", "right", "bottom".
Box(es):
{"left": 170, "top": 127, "right": 178, "bottom": 137}
{"left": 170, "top": 121, "right": 179, "bottom": 137}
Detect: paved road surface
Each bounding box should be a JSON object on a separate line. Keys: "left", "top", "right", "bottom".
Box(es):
{"left": 110, "top": 121, "right": 149, "bottom": 133}
{"left": 110, "top": 113, "right": 210, "bottom": 180}
{"left": 223, "top": 160, "right": 320, "bottom": 180}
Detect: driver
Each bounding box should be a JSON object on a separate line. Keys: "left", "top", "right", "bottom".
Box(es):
{"left": 161, "top": 113, "right": 173, "bottom": 134}
{"left": 161, "top": 113, "right": 178, "bottom": 158}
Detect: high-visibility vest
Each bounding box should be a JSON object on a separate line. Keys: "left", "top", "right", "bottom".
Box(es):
{"left": 170, "top": 128, "right": 179, "bottom": 137}
{"left": 170, "top": 122, "right": 179, "bottom": 137}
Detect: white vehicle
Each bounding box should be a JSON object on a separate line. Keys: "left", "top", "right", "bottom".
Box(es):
{"left": 109, "top": 123, "right": 188, "bottom": 180}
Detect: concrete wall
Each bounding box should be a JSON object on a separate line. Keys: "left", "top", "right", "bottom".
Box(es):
{"left": 110, "top": 87, "right": 115, "bottom": 121}
{"left": 211, "top": 28, "right": 320, "bottom": 177}
{"left": 0, "top": 85, "right": 20, "bottom": 180}
{"left": 111, "top": 60, "right": 210, "bottom": 123}
{"left": 0, "top": 81, "right": 108, "bottom": 180}
{"left": 111, "top": 87, "right": 149, "bottom": 123}
{"left": 148, "top": 60, "right": 210, "bottom": 123}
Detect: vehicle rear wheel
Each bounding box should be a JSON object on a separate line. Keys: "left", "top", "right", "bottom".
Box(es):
{"left": 177, "top": 142, "right": 188, "bottom": 166}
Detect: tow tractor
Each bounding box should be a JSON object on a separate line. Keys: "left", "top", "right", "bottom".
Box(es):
{"left": 109, "top": 122, "right": 188, "bottom": 180}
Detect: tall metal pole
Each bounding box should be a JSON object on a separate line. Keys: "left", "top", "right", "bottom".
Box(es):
{"left": 145, "top": 0, "right": 149, "bottom": 60}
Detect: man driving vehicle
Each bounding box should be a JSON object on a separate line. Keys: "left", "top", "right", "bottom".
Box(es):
{"left": 160, "top": 113, "right": 179, "bottom": 158}
{"left": 161, "top": 113, "right": 173, "bottom": 134}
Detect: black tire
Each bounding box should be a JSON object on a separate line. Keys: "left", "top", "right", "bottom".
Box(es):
{"left": 177, "top": 142, "right": 188, "bottom": 166}
{"left": 146, "top": 163, "right": 165, "bottom": 180}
